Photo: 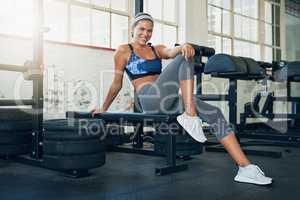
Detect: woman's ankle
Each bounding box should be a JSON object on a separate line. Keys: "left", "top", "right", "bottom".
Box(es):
{"left": 185, "top": 111, "right": 198, "bottom": 117}
{"left": 238, "top": 162, "right": 251, "bottom": 168}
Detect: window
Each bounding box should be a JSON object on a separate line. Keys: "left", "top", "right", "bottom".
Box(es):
{"left": 67, "top": 0, "right": 129, "bottom": 48}
{"left": 208, "top": 3, "right": 231, "bottom": 35}
{"left": 208, "top": 34, "right": 222, "bottom": 53}
{"left": 111, "top": 0, "right": 128, "bottom": 12}
{"left": 91, "top": 10, "right": 109, "bottom": 47}
{"left": 44, "top": 0, "right": 68, "bottom": 42}
{"left": 262, "top": 0, "right": 281, "bottom": 61}
{"left": 208, "top": 6, "right": 222, "bottom": 33}
{"left": 234, "top": 15, "right": 258, "bottom": 41}
{"left": 144, "top": 0, "right": 178, "bottom": 47}
{"left": 234, "top": 0, "right": 258, "bottom": 19}
{"left": 234, "top": 40, "right": 260, "bottom": 60}
{"left": 92, "top": 0, "right": 110, "bottom": 8}
{"left": 111, "top": 14, "right": 129, "bottom": 48}
{"left": 0, "top": 0, "right": 33, "bottom": 37}
{"left": 208, "top": 34, "right": 232, "bottom": 55}
{"left": 208, "top": 0, "right": 232, "bottom": 54}
{"left": 70, "top": 5, "right": 90, "bottom": 45}
{"left": 207, "top": 0, "right": 281, "bottom": 61}
{"left": 163, "top": 25, "right": 177, "bottom": 48}
{"left": 0, "top": 0, "right": 130, "bottom": 49}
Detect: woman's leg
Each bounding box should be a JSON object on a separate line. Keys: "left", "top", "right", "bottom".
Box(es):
{"left": 219, "top": 133, "right": 250, "bottom": 167}
{"left": 138, "top": 54, "right": 197, "bottom": 115}
{"left": 138, "top": 55, "right": 271, "bottom": 184}
{"left": 193, "top": 97, "right": 250, "bottom": 166}
{"left": 193, "top": 92, "right": 271, "bottom": 185}
{"left": 180, "top": 79, "right": 197, "bottom": 116}
{"left": 136, "top": 54, "right": 206, "bottom": 142}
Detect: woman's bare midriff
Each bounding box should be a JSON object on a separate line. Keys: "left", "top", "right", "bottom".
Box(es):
{"left": 132, "top": 75, "right": 159, "bottom": 92}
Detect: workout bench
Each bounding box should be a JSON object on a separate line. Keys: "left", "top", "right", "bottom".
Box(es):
{"left": 66, "top": 111, "right": 187, "bottom": 176}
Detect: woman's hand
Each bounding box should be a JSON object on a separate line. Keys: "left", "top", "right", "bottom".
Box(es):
{"left": 181, "top": 43, "right": 195, "bottom": 60}
{"left": 91, "top": 107, "right": 105, "bottom": 117}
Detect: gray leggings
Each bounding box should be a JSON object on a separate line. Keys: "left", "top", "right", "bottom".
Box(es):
{"left": 136, "top": 54, "right": 234, "bottom": 140}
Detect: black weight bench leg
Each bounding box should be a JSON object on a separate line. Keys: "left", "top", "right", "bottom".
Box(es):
{"left": 155, "top": 134, "right": 188, "bottom": 175}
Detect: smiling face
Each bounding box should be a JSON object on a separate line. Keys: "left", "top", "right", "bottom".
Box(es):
{"left": 132, "top": 20, "right": 154, "bottom": 45}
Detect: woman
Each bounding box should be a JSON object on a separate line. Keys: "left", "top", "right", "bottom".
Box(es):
{"left": 93, "top": 13, "right": 272, "bottom": 185}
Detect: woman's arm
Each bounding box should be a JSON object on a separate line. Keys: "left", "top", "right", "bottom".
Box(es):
{"left": 95, "top": 45, "right": 129, "bottom": 113}
{"left": 155, "top": 43, "right": 195, "bottom": 60}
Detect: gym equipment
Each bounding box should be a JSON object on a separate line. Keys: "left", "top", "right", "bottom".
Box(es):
{"left": 0, "top": 108, "right": 34, "bottom": 121}
{"left": 243, "top": 91, "right": 274, "bottom": 117}
{"left": 239, "top": 60, "right": 300, "bottom": 147}
{"left": 203, "top": 54, "right": 265, "bottom": 79}
{"left": 104, "top": 124, "right": 125, "bottom": 148}
{"left": 202, "top": 54, "right": 283, "bottom": 158}
{"left": 154, "top": 133, "right": 203, "bottom": 158}
{"left": 0, "top": 109, "right": 33, "bottom": 156}
{"left": 0, "top": 1, "right": 106, "bottom": 178}
{"left": 66, "top": 111, "right": 189, "bottom": 176}
{"left": 273, "top": 61, "right": 300, "bottom": 82}
{"left": 43, "top": 119, "right": 106, "bottom": 176}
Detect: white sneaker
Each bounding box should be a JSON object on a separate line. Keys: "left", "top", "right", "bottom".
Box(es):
{"left": 234, "top": 164, "right": 272, "bottom": 185}
{"left": 176, "top": 112, "right": 207, "bottom": 143}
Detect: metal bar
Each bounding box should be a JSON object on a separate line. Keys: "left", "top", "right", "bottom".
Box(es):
{"left": 155, "top": 164, "right": 188, "bottom": 176}
{"left": 108, "top": 145, "right": 162, "bottom": 157}
{"left": 134, "top": 0, "right": 143, "bottom": 14}
{"left": 0, "top": 99, "right": 34, "bottom": 106}
{"left": 205, "top": 146, "right": 282, "bottom": 158}
{"left": 132, "top": 123, "right": 144, "bottom": 148}
{"left": 166, "top": 134, "right": 176, "bottom": 166}
{"left": 244, "top": 113, "right": 300, "bottom": 119}
{"left": 196, "top": 73, "right": 202, "bottom": 95}
{"left": 66, "top": 111, "right": 177, "bottom": 124}
{"left": 273, "top": 97, "right": 300, "bottom": 101}
{"left": 240, "top": 140, "right": 300, "bottom": 148}
{"left": 228, "top": 79, "right": 237, "bottom": 125}
{"left": 195, "top": 94, "right": 229, "bottom": 101}
{"left": 31, "top": 0, "right": 44, "bottom": 159}
{"left": 238, "top": 132, "right": 300, "bottom": 142}
{"left": 0, "top": 64, "right": 27, "bottom": 72}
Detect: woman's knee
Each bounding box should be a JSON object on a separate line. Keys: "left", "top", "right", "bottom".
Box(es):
{"left": 174, "top": 54, "right": 185, "bottom": 61}
{"left": 213, "top": 107, "right": 224, "bottom": 118}
{"left": 196, "top": 102, "right": 224, "bottom": 120}
{"left": 216, "top": 130, "right": 235, "bottom": 141}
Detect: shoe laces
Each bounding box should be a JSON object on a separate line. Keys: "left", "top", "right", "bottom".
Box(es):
{"left": 253, "top": 165, "right": 265, "bottom": 176}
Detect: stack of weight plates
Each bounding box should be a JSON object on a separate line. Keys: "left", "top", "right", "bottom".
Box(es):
{"left": 43, "top": 119, "right": 106, "bottom": 171}
{"left": 0, "top": 108, "right": 33, "bottom": 156}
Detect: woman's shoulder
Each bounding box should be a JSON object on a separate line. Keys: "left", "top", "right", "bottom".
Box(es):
{"left": 114, "top": 44, "right": 131, "bottom": 59}
{"left": 116, "top": 44, "right": 131, "bottom": 53}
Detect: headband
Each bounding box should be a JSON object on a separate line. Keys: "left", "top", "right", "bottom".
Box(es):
{"left": 132, "top": 13, "right": 154, "bottom": 27}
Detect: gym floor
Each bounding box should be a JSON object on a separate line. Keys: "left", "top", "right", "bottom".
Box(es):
{"left": 0, "top": 145, "right": 299, "bottom": 200}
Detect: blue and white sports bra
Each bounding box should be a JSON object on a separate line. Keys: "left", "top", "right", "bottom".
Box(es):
{"left": 125, "top": 44, "right": 162, "bottom": 80}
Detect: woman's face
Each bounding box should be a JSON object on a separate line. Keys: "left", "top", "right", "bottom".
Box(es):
{"left": 132, "top": 20, "right": 153, "bottom": 45}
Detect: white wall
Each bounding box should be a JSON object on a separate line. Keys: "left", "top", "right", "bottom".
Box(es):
{"left": 0, "top": 36, "right": 133, "bottom": 119}
{"left": 179, "top": 0, "right": 208, "bottom": 45}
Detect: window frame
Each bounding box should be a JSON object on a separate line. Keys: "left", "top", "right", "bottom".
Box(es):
{"left": 143, "top": 0, "right": 179, "bottom": 46}
{"left": 207, "top": 0, "right": 282, "bottom": 62}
